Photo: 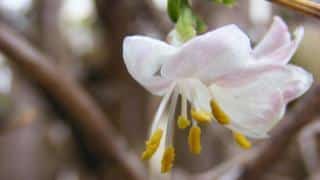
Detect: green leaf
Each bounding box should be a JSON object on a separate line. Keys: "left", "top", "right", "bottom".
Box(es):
{"left": 167, "top": 0, "right": 189, "bottom": 22}
{"left": 194, "top": 16, "right": 207, "bottom": 34}
{"left": 167, "top": 0, "right": 181, "bottom": 22}
{"left": 176, "top": 7, "right": 196, "bottom": 41}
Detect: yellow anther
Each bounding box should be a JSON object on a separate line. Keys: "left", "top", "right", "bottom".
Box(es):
{"left": 161, "top": 146, "right": 175, "bottom": 173}
{"left": 188, "top": 126, "right": 202, "bottom": 154}
{"left": 233, "top": 132, "right": 252, "bottom": 149}
{"left": 177, "top": 115, "right": 191, "bottom": 129}
{"left": 210, "top": 99, "right": 230, "bottom": 125}
{"left": 141, "top": 128, "right": 163, "bottom": 160}
{"left": 191, "top": 109, "right": 212, "bottom": 124}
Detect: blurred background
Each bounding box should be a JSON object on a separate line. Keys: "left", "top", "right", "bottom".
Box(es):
{"left": 0, "top": 0, "right": 319, "bottom": 180}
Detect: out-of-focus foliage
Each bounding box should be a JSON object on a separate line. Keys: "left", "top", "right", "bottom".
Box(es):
{"left": 176, "top": 7, "right": 197, "bottom": 41}
{"left": 167, "top": 0, "right": 186, "bottom": 22}
{"left": 168, "top": 0, "right": 207, "bottom": 41}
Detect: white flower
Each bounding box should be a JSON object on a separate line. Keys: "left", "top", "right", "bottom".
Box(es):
{"left": 122, "top": 16, "right": 313, "bottom": 173}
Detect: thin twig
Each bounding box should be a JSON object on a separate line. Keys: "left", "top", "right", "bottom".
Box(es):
{"left": 267, "top": 0, "right": 320, "bottom": 18}
{"left": 239, "top": 85, "right": 320, "bottom": 180}
{"left": 0, "top": 22, "right": 146, "bottom": 180}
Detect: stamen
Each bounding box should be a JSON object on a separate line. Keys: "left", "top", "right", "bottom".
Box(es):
{"left": 233, "top": 132, "right": 252, "bottom": 149}
{"left": 191, "top": 109, "right": 212, "bottom": 124}
{"left": 210, "top": 99, "right": 230, "bottom": 125}
{"left": 178, "top": 94, "right": 190, "bottom": 129}
{"left": 141, "top": 128, "right": 163, "bottom": 160}
{"left": 161, "top": 145, "right": 175, "bottom": 173}
{"left": 150, "top": 85, "right": 175, "bottom": 133}
{"left": 165, "top": 90, "right": 179, "bottom": 146}
{"left": 188, "top": 125, "right": 202, "bottom": 154}
{"left": 177, "top": 115, "right": 190, "bottom": 129}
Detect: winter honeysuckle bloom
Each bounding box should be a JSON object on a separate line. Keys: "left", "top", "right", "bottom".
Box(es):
{"left": 122, "top": 17, "right": 313, "bottom": 173}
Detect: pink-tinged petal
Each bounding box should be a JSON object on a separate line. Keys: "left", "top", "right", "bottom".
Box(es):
{"left": 214, "top": 64, "right": 313, "bottom": 101}
{"left": 161, "top": 25, "right": 252, "bottom": 83}
{"left": 213, "top": 65, "right": 284, "bottom": 87}
{"left": 282, "top": 65, "right": 313, "bottom": 103}
{"left": 258, "top": 27, "right": 304, "bottom": 64}
{"left": 253, "top": 16, "right": 291, "bottom": 58}
{"left": 210, "top": 83, "right": 285, "bottom": 139}
{"left": 253, "top": 17, "right": 304, "bottom": 64}
{"left": 210, "top": 64, "right": 313, "bottom": 138}
{"left": 123, "top": 36, "right": 177, "bottom": 95}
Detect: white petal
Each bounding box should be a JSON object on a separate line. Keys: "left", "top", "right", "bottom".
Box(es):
{"left": 210, "top": 64, "right": 313, "bottom": 138}
{"left": 123, "top": 36, "right": 177, "bottom": 95}
{"left": 176, "top": 78, "right": 211, "bottom": 112}
{"left": 282, "top": 65, "right": 313, "bottom": 103}
{"left": 253, "top": 17, "right": 290, "bottom": 57}
{"left": 253, "top": 17, "right": 304, "bottom": 64}
{"left": 161, "top": 25, "right": 252, "bottom": 84}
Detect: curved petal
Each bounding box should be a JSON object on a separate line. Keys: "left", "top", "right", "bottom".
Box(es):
{"left": 253, "top": 17, "right": 290, "bottom": 57}
{"left": 161, "top": 25, "right": 252, "bottom": 84}
{"left": 123, "top": 36, "right": 177, "bottom": 95}
{"left": 253, "top": 16, "right": 304, "bottom": 64}
{"left": 282, "top": 65, "right": 313, "bottom": 103}
{"left": 210, "top": 64, "right": 313, "bottom": 138}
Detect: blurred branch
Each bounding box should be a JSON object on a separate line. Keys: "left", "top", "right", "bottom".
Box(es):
{"left": 267, "top": 0, "right": 320, "bottom": 18}
{"left": 239, "top": 84, "right": 320, "bottom": 180}
{"left": 0, "top": 22, "right": 146, "bottom": 180}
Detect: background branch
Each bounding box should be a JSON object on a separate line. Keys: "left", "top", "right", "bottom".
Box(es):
{"left": 268, "top": 0, "right": 320, "bottom": 18}
{"left": 0, "top": 22, "right": 146, "bottom": 180}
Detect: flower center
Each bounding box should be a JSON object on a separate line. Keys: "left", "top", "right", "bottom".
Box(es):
{"left": 141, "top": 80, "right": 252, "bottom": 173}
